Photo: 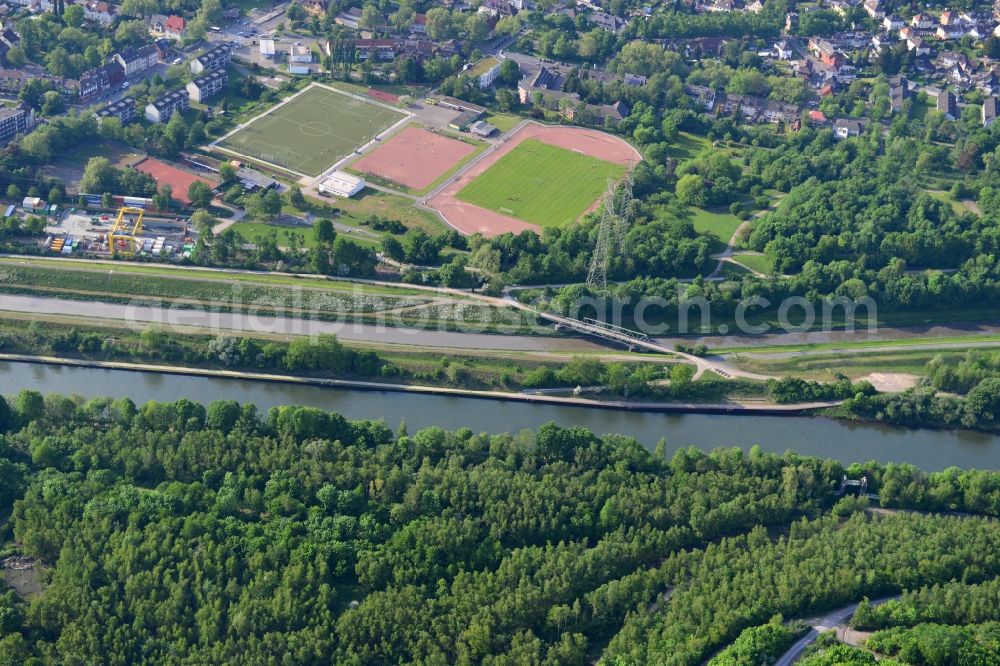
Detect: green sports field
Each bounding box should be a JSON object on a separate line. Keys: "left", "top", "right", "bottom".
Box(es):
{"left": 217, "top": 85, "right": 407, "bottom": 177}
{"left": 456, "top": 139, "right": 625, "bottom": 227}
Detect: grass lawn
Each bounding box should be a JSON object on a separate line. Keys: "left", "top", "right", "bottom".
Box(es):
{"left": 689, "top": 207, "right": 742, "bottom": 246}
{"left": 217, "top": 84, "right": 406, "bottom": 177}
{"left": 41, "top": 140, "right": 142, "bottom": 193}
{"left": 319, "top": 189, "right": 446, "bottom": 234}
{"left": 717, "top": 261, "right": 752, "bottom": 277}
{"left": 729, "top": 348, "right": 950, "bottom": 381}
{"left": 912, "top": 97, "right": 934, "bottom": 122}
{"left": 671, "top": 132, "right": 712, "bottom": 162}
{"left": 482, "top": 112, "right": 522, "bottom": 133}
{"left": 0, "top": 257, "right": 432, "bottom": 297}
{"left": 230, "top": 221, "right": 318, "bottom": 249}
{"left": 456, "top": 139, "right": 624, "bottom": 228}
{"left": 731, "top": 252, "right": 773, "bottom": 275}
{"left": 927, "top": 189, "right": 978, "bottom": 216}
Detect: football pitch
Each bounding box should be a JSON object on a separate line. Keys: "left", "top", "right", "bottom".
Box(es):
{"left": 455, "top": 139, "right": 625, "bottom": 227}
{"left": 217, "top": 85, "right": 407, "bottom": 177}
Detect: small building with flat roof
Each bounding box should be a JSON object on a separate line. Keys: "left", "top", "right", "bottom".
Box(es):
{"left": 318, "top": 171, "right": 365, "bottom": 198}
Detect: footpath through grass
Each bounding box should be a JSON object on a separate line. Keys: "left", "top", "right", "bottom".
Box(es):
{"left": 456, "top": 139, "right": 624, "bottom": 228}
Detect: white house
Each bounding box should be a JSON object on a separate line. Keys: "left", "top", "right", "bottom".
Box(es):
{"left": 882, "top": 15, "right": 904, "bottom": 31}
{"left": 834, "top": 118, "right": 865, "bottom": 138}
{"left": 465, "top": 56, "right": 501, "bottom": 89}
{"left": 145, "top": 88, "right": 189, "bottom": 123}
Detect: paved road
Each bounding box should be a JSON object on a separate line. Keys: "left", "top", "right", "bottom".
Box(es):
{"left": 0, "top": 293, "right": 603, "bottom": 353}
{"left": 773, "top": 596, "right": 898, "bottom": 665}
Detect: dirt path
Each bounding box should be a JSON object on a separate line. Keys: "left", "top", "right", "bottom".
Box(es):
{"left": 707, "top": 195, "right": 783, "bottom": 279}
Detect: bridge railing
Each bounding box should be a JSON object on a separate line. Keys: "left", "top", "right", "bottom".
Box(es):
{"left": 581, "top": 317, "right": 651, "bottom": 342}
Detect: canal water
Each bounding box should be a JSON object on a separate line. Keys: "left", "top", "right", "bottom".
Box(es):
{"left": 2, "top": 360, "right": 998, "bottom": 471}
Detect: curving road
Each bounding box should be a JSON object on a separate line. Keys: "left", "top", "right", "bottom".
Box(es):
{"left": 773, "top": 596, "right": 898, "bottom": 665}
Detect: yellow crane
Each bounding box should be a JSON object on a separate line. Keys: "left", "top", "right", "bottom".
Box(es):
{"left": 108, "top": 206, "right": 144, "bottom": 255}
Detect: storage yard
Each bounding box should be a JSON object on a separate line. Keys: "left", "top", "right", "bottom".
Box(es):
{"left": 43, "top": 209, "right": 193, "bottom": 259}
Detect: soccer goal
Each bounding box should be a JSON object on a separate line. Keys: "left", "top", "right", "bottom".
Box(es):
{"left": 499, "top": 207, "right": 514, "bottom": 216}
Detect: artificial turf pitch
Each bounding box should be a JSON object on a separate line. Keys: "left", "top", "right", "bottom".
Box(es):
{"left": 218, "top": 85, "right": 406, "bottom": 177}
{"left": 455, "top": 139, "right": 625, "bottom": 227}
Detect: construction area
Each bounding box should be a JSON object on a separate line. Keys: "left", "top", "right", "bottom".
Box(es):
{"left": 44, "top": 207, "right": 194, "bottom": 259}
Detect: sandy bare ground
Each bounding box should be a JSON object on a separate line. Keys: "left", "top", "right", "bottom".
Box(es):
{"left": 427, "top": 122, "right": 641, "bottom": 237}
{"left": 859, "top": 372, "right": 920, "bottom": 392}
{"left": 352, "top": 126, "right": 476, "bottom": 190}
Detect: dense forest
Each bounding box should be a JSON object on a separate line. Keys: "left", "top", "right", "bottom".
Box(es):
{"left": 0, "top": 393, "right": 998, "bottom": 663}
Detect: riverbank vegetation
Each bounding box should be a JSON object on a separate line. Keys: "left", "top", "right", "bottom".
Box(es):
{"left": 0, "top": 398, "right": 998, "bottom": 662}
{"left": 837, "top": 349, "right": 1000, "bottom": 432}
{"left": 0, "top": 315, "right": 755, "bottom": 401}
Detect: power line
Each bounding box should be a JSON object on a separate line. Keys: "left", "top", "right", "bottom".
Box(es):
{"left": 586, "top": 163, "right": 634, "bottom": 291}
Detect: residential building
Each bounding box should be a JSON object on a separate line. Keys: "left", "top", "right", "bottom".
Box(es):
{"left": 149, "top": 14, "right": 169, "bottom": 37}
{"left": 623, "top": 73, "right": 647, "bottom": 86}
{"left": 186, "top": 69, "right": 228, "bottom": 103}
{"left": 0, "top": 103, "right": 31, "bottom": 144}
{"left": 809, "top": 38, "right": 845, "bottom": 70}
{"left": 863, "top": 0, "right": 884, "bottom": 19}
{"left": 906, "top": 35, "right": 930, "bottom": 55}
{"left": 834, "top": 118, "right": 865, "bottom": 138}
{"left": 883, "top": 15, "right": 904, "bottom": 31}
{"left": 114, "top": 43, "right": 158, "bottom": 78}
{"left": 395, "top": 39, "right": 433, "bottom": 60}
{"left": 478, "top": 0, "right": 516, "bottom": 17}
{"left": 145, "top": 88, "right": 189, "bottom": 123}
{"left": 164, "top": 15, "right": 186, "bottom": 40}
{"left": 411, "top": 13, "right": 427, "bottom": 34}
{"left": 983, "top": 96, "right": 999, "bottom": 126}
{"left": 191, "top": 43, "right": 231, "bottom": 74}
{"left": 0, "top": 68, "right": 27, "bottom": 92}
{"left": 438, "top": 39, "right": 462, "bottom": 57}
{"left": 911, "top": 13, "right": 934, "bottom": 29}
{"left": 353, "top": 38, "right": 395, "bottom": 60}
{"left": 79, "top": 61, "right": 124, "bottom": 101}
{"left": 889, "top": 76, "right": 911, "bottom": 114}
{"left": 722, "top": 94, "right": 798, "bottom": 123}
{"left": 683, "top": 84, "right": 717, "bottom": 111}
{"left": 936, "top": 90, "right": 958, "bottom": 119}
{"left": 808, "top": 109, "right": 827, "bottom": 124}
{"left": 83, "top": 0, "right": 116, "bottom": 25}
{"left": 95, "top": 96, "right": 136, "bottom": 125}
{"left": 588, "top": 10, "right": 625, "bottom": 31}
{"left": 937, "top": 24, "right": 966, "bottom": 39}
{"left": 153, "top": 38, "right": 171, "bottom": 61}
